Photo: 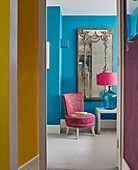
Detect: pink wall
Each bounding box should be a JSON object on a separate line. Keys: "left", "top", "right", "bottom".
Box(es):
{"left": 124, "top": 0, "right": 138, "bottom": 168}
{"left": 124, "top": 33, "right": 138, "bottom": 170}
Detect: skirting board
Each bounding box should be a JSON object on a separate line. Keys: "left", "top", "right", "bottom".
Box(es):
{"left": 61, "top": 119, "right": 116, "bottom": 129}
{"left": 18, "top": 155, "right": 39, "bottom": 170}
{"left": 47, "top": 119, "right": 116, "bottom": 134}
{"left": 101, "top": 120, "right": 116, "bottom": 129}
{"left": 122, "top": 159, "right": 131, "bottom": 170}
{"left": 47, "top": 125, "right": 60, "bottom": 134}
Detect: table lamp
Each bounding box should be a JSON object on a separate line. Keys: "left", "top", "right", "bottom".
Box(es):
{"left": 97, "top": 72, "right": 117, "bottom": 110}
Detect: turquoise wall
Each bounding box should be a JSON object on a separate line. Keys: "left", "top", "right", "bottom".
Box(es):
{"left": 127, "top": 7, "right": 138, "bottom": 41}
{"left": 47, "top": 6, "right": 117, "bottom": 124}
{"left": 62, "top": 16, "right": 117, "bottom": 120}
{"left": 59, "top": 9, "right": 62, "bottom": 121}
{"left": 47, "top": 7, "right": 62, "bottom": 124}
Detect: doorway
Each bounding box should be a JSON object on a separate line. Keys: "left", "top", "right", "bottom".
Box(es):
{"left": 46, "top": 0, "right": 118, "bottom": 170}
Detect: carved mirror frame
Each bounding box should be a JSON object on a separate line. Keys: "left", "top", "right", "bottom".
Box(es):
{"left": 77, "top": 28, "right": 113, "bottom": 101}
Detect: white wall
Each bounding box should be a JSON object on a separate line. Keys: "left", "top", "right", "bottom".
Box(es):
{"left": 47, "top": 0, "right": 117, "bottom": 15}
{"left": 127, "top": 0, "right": 138, "bottom": 14}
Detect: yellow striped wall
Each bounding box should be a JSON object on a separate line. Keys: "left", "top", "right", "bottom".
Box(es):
{"left": 0, "top": 1, "right": 10, "bottom": 169}
{"left": 18, "top": 0, "right": 39, "bottom": 167}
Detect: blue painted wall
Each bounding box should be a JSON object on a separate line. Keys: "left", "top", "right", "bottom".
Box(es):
{"left": 59, "top": 9, "right": 63, "bottom": 121}
{"left": 47, "top": 7, "right": 62, "bottom": 124}
{"left": 127, "top": 7, "right": 138, "bottom": 41}
{"left": 62, "top": 16, "right": 117, "bottom": 120}
{"left": 47, "top": 8, "right": 117, "bottom": 124}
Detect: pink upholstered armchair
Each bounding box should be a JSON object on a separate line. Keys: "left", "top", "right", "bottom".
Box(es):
{"left": 62, "top": 93, "right": 95, "bottom": 139}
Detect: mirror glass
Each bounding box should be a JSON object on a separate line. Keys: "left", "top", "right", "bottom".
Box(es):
{"left": 77, "top": 29, "right": 113, "bottom": 100}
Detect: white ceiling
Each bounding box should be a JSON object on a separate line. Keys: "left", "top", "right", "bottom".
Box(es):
{"left": 47, "top": 0, "right": 117, "bottom": 15}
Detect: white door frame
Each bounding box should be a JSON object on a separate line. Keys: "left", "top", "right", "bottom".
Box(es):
{"left": 117, "top": 0, "right": 121, "bottom": 168}
{"left": 38, "top": 0, "right": 47, "bottom": 170}
{"left": 117, "top": 0, "right": 130, "bottom": 169}
{"left": 10, "top": 0, "right": 18, "bottom": 169}
{"left": 38, "top": 1, "right": 123, "bottom": 170}
{"left": 119, "top": 0, "right": 125, "bottom": 168}
{"left": 38, "top": 0, "right": 126, "bottom": 170}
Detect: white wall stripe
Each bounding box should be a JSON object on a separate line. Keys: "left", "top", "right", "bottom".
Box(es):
{"left": 10, "top": 0, "right": 18, "bottom": 169}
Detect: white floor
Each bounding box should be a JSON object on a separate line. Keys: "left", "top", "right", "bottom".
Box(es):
{"left": 48, "top": 128, "right": 117, "bottom": 170}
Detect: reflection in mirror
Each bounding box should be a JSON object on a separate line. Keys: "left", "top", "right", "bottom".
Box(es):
{"left": 126, "top": 0, "right": 138, "bottom": 51}
{"left": 77, "top": 29, "right": 113, "bottom": 100}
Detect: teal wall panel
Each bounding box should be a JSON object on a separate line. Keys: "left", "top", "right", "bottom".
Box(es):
{"left": 47, "top": 7, "right": 62, "bottom": 124}
{"left": 62, "top": 16, "right": 117, "bottom": 120}
{"left": 127, "top": 7, "right": 138, "bottom": 41}
{"left": 47, "top": 9, "right": 117, "bottom": 124}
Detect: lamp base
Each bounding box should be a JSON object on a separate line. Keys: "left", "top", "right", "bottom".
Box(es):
{"left": 103, "top": 86, "right": 117, "bottom": 110}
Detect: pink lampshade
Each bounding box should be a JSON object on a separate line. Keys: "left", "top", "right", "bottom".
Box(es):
{"left": 97, "top": 72, "right": 117, "bottom": 86}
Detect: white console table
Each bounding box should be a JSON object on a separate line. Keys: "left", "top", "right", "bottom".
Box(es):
{"left": 95, "top": 107, "right": 117, "bottom": 134}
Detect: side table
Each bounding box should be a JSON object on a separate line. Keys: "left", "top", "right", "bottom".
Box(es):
{"left": 95, "top": 107, "right": 117, "bottom": 134}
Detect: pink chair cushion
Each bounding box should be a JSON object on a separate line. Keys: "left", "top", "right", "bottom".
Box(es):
{"left": 65, "top": 113, "right": 95, "bottom": 128}
{"left": 62, "top": 93, "right": 84, "bottom": 115}
{"left": 63, "top": 93, "right": 95, "bottom": 128}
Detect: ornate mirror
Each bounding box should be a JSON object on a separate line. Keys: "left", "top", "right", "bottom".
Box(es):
{"left": 77, "top": 29, "right": 113, "bottom": 101}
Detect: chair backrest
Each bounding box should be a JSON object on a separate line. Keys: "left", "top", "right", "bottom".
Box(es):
{"left": 62, "top": 93, "right": 84, "bottom": 115}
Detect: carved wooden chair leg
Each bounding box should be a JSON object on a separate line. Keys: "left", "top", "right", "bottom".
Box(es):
{"left": 76, "top": 128, "right": 79, "bottom": 140}
{"left": 66, "top": 126, "right": 69, "bottom": 135}
{"left": 91, "top": 126, "right": 95, "bottom": 136}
